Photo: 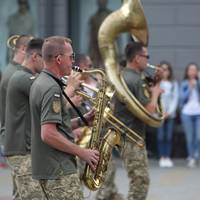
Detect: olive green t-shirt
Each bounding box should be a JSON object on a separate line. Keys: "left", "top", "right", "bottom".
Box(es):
{"left": 114, "top": 68, "right": 150, "bottom": 138}
{"left": 0, "top": 61, "right": 22, "bottom": 145}
{"left": 4, "top": 67, "right": 36, "bottom": 156}
{"left": 30, "top": 70, "right": 77, "bottom": 180}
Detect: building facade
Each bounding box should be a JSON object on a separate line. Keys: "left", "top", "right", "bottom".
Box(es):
{"left": 0, "top": 0, "right": 200, "bottom": 81}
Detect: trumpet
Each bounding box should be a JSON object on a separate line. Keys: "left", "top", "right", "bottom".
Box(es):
{"left": 62, "top": 66, "right": 115, "bottom": 99}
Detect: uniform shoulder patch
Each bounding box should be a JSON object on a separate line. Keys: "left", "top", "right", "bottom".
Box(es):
{"left": 52, "top": 93, "right": 61, "bottom": 113}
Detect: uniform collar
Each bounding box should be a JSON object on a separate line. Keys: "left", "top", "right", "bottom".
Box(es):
{"left": 10, "top": 60, "right": 21, "bottom": 68}
{"left": 22, "top": 66, "right": 34, "bottom": 75}
{"left": 125, "top": 66, "right": 146, "bottom": 80}
{"left": 125, "top": 66, "right": 141, "bottom": 75}
{"left": 42, "top": 69, "right": 58, "bottom": 78}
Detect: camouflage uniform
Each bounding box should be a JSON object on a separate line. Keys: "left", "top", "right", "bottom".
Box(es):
{"left": 96, "top": 159, "right": 124, "bottom": 200}
{"left": 3, "top": 67, "right": 45, "bottom": 199}
{"left": 6, "top": 154, "right": 45, "bottom": 199}
{"left": 107, "top": 67, "right": 150, "bottom": 200}
{"left": 121, "top": 139, "right": 149, "bottom": 200}
{"left": 39, "top": 174, "right": 83, "bottom": 200}
{"left": 30, "top": 70, "right": 83, "bottom": 199}
{"left": 0, "top": 63, "right": 24, "bottom": 199}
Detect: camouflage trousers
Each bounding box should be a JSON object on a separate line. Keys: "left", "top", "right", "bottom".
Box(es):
{"left": 95, "top": 139, "right": 149, "bottom": 200}
{"left": 95, "top": 159, "right": 124, "bottom": 200}
{"left": 6, "top": 154, "right": 46, "bottom": 200}
{"left": 40, "top": 173, "right": 84, "bottom": 200}
{"left": 121, "top": 139, "right": 150, "bottom": 200}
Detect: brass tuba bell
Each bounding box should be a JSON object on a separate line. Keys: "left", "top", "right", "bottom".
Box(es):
{"left": 98, "top": 0, "right": 164, "bottom": 127}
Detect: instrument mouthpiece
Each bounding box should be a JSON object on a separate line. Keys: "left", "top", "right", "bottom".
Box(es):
{"left": 72, "top": 66, "right": 83, "bottom": 72}
{"left": 147, "top": 63, "right": 157, "bottom": 69}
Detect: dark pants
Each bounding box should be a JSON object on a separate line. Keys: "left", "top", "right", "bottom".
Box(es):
{"left": 157, "top": 118, "right": 174, "bottom": 157}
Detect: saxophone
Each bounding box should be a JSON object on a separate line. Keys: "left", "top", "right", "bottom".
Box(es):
{"left": 80, "top": 69, "right": 121, "bottom": 190}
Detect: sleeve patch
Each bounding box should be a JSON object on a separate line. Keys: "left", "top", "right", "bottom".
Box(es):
{"left": 52, "top": 99, "right": 61, "bottom": 113}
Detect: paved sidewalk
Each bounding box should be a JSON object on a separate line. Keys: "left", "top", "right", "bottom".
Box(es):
{"left": 0, "top": 159, "right": 200, "bottom": 200}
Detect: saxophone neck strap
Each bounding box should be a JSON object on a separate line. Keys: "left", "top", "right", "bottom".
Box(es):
{"left": 43, "top": 70, "right": 89, "bottom": 126}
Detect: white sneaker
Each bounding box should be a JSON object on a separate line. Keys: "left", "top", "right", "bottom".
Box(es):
{"left": 188, "top": 158, "right": 196, "bottom": 168}
{"left": 165, "top": 158, "right": 174, "bottom": 167}
{"left": 159, "top": 158, "right": 167, "bottom": 167}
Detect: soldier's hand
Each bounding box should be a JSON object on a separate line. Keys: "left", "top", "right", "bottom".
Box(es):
{"left": 73, "top": 127, "right": 83, "bottom": 141}
{"left": 154, "top": 66, "right": 164, "bottom": 83}
{"left": 149, "top": 83, "right": 164, "bottom": 98}
{"left": 68, "top": 71, "right": 82, "bottom": 89}
{"left": 80, "top": 149, "right": 99, "bottom": 171}
{"left": 71, "top": 95, "right": 83, "bottom": 107}
{"left": 64, "top": 72, "right": 82, "bottom": 97}
{"left": 83, "top": 108, "right": 95, "bottom": 126}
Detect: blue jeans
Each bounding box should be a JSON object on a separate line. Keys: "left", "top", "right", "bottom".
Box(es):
{"left": 181, "top": 114, "right": 200, "bottom": 158}
{"left": 157, "top": 118, "right": 174, "bottom": 157}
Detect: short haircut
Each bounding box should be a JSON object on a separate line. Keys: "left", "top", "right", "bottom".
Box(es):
{"left": 26, "top": 38, "right": 44, "bottom": 56}
{"left": 15, "top": 35, "right": 33, "bottom": 51}
{"left": 42, "top": 36, "right": 72, "bottom": 62}
{"left": 125, "top": 41, "right": 145, "bottom": 62}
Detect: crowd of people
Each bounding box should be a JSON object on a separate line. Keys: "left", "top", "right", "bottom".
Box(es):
{"left": 0, "top": 34, "right": 200, "bottom": 200}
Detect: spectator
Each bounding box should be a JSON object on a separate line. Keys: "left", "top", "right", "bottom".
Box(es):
{"left": 157, "top": 61, "right": 179, "bottom": 168}
{"left": 180, "top": 63, "right": 200, "bottom": 168}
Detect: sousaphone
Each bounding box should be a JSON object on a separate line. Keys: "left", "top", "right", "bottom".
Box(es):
{"left": 98, "top": 0, "right": 164, "bottom": 127}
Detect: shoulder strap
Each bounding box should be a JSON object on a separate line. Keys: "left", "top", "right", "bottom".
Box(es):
{"left": 43, "top": 71, "right": 89, "bottom": 126}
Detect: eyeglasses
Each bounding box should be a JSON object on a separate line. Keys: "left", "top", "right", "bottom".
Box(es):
{"left": 69, "top": 52, "right": 75, "bottom": 61}
{"left": 139, "top": 54, "right": 150, "bottom": 59}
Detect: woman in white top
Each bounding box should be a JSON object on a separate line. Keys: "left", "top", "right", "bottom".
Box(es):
{"left": 157, "top": 61, "right": 179, "bottom": 167}
{"left": 180, "top": 63, "right": 200, "bottom": 168}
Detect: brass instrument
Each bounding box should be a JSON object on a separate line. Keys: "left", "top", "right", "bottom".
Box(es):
{"left": 76, "top": 126, "right": 92, "bottom": 148}
{"left": 74, "top": 85, "right": 144, "bottom": 148}
{"left": 69, "top": 66, "right": 144, "bottom": 148}
{"left": 7, "top": 35, "right": 20, "bottom": 50}
{"left": 64, "top": 67, "right": 144, "bottom": 191}
{"left": 79, "top": 68, "right": 121, "bottom": 190}
{"left": 98, "top": 0, "right": 164, "bottom": 127}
